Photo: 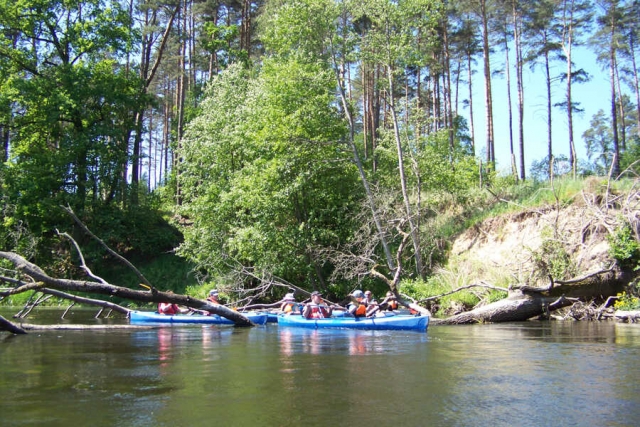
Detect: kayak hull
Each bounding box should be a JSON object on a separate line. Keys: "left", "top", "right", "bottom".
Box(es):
{"left": 129, "top": 310, "right": 268, "bottom": 325}
{"left": 276, "top": 313, "right": 429, "bottom": 331}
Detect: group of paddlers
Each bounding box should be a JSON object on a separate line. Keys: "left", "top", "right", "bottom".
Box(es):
{"left": 280, "top": 289, "right": 399, "bottom": 320}
{"left": 157, "top": 288, "right": 400, "bottom": 319}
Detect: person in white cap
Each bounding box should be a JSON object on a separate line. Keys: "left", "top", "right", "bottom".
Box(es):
{"left": 280, "top": 291, "right": 299, "bottom": 314}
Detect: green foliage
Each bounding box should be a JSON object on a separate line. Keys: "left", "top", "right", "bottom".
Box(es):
{"left": 530, "top": 227, "right": 576, "bottom": 281}
{"left": 608, "top": 223, "right": 640, "bottom": 270}
{"left": 399, "top": 276, "right": 486, "bottom": 317}
{"left": 613, "top": 281, "right": 640, "bottom": 311}
{"left": 0, "top": 0, "right": 148, "bottom": 253}
{"left": 613, "top": 292, "right": 640, "bottom": 311}
{"left": 178, "top": 57, "right": 359, "bottom": 286}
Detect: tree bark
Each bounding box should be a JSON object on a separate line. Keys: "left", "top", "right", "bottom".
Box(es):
{"left": 434, "top": 293, "right": 575, "bottom": 324}
{"left": 0, "top": 315, "right": 27, "bottom": 334}
{"left": 0, "top": 251, "right": 257, "bottom": 328}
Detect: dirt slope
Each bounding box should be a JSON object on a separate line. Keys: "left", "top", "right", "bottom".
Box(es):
{"left": 450, "top": 201, "right": 622, "bottom": 286}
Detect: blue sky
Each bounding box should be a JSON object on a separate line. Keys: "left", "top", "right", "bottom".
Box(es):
{"left": 460, "top": 45, "right": 618, "bottom": 177}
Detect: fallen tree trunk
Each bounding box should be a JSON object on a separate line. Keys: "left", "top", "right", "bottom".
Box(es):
{"left": 0, "top": 315, "right": 27, "bottom": 334}
{"left": 433, "top": 293, "right": 576, "bottom": 325}
{"left": 0, "top": 251, "right": 257, "bottom": 330}
{"left": 17, "top": 324, "right": 156, "bottom": 331}
{"left": 613, "top": 310, "right": 640, "bottom": 323}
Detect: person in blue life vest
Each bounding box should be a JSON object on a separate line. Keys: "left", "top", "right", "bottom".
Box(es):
{"left": 302, "top": 291, "right": 332, "bottom": 319}
{"left": 347, "top": 290, "right": 368, "bottom": 317}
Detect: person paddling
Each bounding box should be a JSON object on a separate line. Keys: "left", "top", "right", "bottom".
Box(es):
{"left": 302, "top": 291, "right": 332, "bottom": 319}
{"left": 158, "top": 302, "right": 189, "bottom": 315}
{"left": 207, "top": 289, "right": 220, "bottom": 304}
{"left": 347, "top": 290, "right": 368, "bottom": 317}
{"left": 158, "top": 291, "right": 191, "bottom": 315}
{"left": 380, "top": 291, "right": 399, "bottom": 311}
{"left": 280, "top": 291, "right": 300, "bottom": 314}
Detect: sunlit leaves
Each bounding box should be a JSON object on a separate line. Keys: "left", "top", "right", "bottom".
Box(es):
{"left": 178, "top": 56, "right": 358, "bottom": 281}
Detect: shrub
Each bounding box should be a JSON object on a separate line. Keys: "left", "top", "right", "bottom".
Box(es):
{"left": 608, "top": 223, "right": 640, "bottom": 270}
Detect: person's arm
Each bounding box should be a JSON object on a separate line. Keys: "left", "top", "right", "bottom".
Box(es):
{"left": 323, "top": 305, "right": 333, "bottom": 317}
{"left": 302, "top": 304, "right": 311, "bottom": 319}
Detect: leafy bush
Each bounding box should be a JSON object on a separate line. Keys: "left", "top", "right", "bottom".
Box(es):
{"left": 531, "top": 227, "right": 576, "bottom": 281}
{"left": 613, "top": 292, "right": 640, "bottom": 311}
{"left": 608, "top": 223, "right": 640, "bottom": 270}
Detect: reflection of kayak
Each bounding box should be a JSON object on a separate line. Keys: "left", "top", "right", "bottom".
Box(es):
{"left": 129, "top": 311, "right": 268, "bottom": 325}
{"left": 276, "top": 313, "right": 429, "bottom": 332}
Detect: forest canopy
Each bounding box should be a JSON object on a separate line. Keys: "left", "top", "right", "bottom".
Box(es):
{"left": 0, "top": 0, "right": 638, "bottom": 305}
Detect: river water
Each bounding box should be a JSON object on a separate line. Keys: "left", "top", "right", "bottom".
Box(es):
{"left": 1, "top": 308, "right": 640, "bottom": 427}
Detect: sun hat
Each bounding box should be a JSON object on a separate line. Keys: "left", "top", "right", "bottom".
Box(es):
{"left": 310, "top": 291, "right": 322, "bottom": 297}
{"left": 351, "top": 290, "right": 364, "bottom": 298}
{"left": 283, "top": 292, "right": 295, "bottom": 302}
{"left": 209, "top": 289, "right": 219, "bottom": 296}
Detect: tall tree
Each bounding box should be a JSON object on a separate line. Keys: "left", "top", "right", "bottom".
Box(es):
{"left": 523, "top": 0, "right": 563, "bottom": 180}
{"left": 559, "top": 0, "right": 592, "bottom": 177}
{"left": 130, "top": 0, "right": 181, "bottom": 204}
{"left": 0, "top": 0, "right": 143, "bottom": 229}
{"left": 592, "top": 0, "right": 625, "bottom": 176}
{"left": 351, "top": 0, "right": 444, "bottom": 278}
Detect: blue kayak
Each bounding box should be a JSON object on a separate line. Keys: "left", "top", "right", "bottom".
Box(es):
{"left": 276, "top": 313, "right": 429, "bottom": 332}
{"left": 129, "top": 310, "right": 268, "bottom": 326}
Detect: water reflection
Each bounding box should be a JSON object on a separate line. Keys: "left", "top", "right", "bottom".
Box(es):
{"left": 276, "top": 327, "right": 429, "bottom": 357}
{"left": 2, "top": 310, "right": 640, "bottom": 427}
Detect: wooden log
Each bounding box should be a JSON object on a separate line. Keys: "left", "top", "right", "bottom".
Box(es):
{"left": 433, "top": 294, "right": 575, "bottom": 325}
{"left": 0, "top": 315, "right": 27, "bottom": 334}
{"left": 613, "top": 310, "right": 640, "bottom": 323}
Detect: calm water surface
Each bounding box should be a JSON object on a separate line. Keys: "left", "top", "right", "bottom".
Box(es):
{"left": 1, "top": 308, "right": 640, "bottom": 427}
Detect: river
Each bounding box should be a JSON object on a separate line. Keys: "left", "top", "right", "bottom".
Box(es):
{"left": 1, "top": 308, "right": 639, "bottom": 426}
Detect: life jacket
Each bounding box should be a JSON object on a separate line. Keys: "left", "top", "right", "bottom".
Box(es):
{"left": 308, "top": 304, "right": 331, "bottom": 319}
{"left": 387, "top": 300, "right": 398, "bottom": 310}
{"left": 283, "top": 303, "right": 296, "bottom": 313}
{"left": 354, "top": 303, "right": 367, "bottom": 317}
{"left": 158, "top": 302, "right": 179, "bottom": 315}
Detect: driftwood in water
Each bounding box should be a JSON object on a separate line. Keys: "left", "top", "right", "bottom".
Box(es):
{"left": 0, "top": 251, "right": 257, "bottom": 333}
{"left": 17, "top": 323, "right": 156, "bottom": 331}
{"left": 0, "top": 315, "right": 27, "bottom": 334}
{"left": 613, "top": 311, "right": 640, "bottom": 323}
{"left": 434, "top": 293, "right": 576, "bottom": 325}
{"left": 433, "top": 267, "right": 631, "bottom": 325}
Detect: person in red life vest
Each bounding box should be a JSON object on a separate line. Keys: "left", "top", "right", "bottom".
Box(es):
{"left": 363, "top": 290, "right": 381, "bottom": 316}
{"left": 158, "top": 291, "right": 191, "bottom": 315}
{"left": 157, "top": 302, "right": 189, "bottom": 315}
{"left": 302, "top": 291, "right": 332, "bottom": 319}
{"left": 347, "top": 290, "right": 368, "bottom": 317}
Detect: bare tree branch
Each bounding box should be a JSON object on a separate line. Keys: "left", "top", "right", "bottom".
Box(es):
{"left": 62, "top": 205, "right": 155, "bottom": 290}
